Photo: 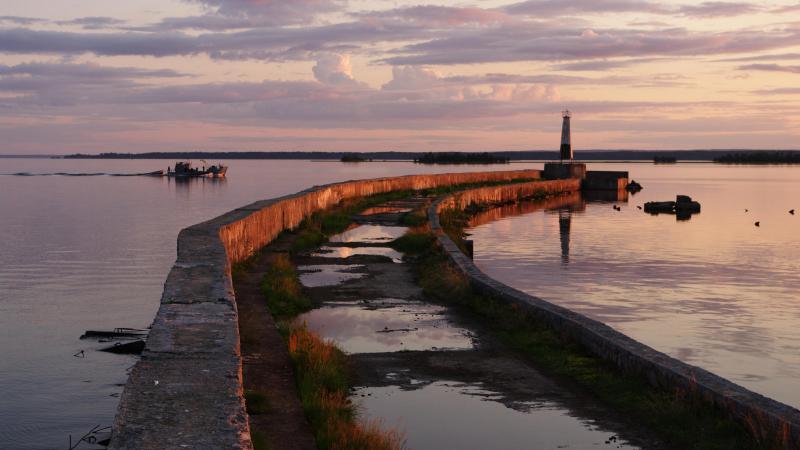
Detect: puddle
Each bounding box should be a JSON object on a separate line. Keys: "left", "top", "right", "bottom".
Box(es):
{"left": 329, "top": 225, "right": 408, "bottom": 244}
{"left": 311, "top": 246, "right": 404, "bottom": 263}
{"left": 359, "top": 206, "right": 412, "bottom": 216}
{"left": 353, "top": 381, "right": 639, "bottom": 450}
{"left": 297, "top": 299, "right": 474, "bottom": 353}
{"left": 297, "top": 264, "right": 367, "bottom": 287}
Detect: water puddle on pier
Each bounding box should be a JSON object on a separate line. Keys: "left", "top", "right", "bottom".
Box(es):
{"left": 297, "top": 299, "right": 474, "bottom": 353}
{"left": 329, "top": 225, "right": 408, "bottom": 244}
{"left": 311, "top": 246, "right": 403, "bottom": 263}
{"left": 297, "top": 264, "right": 367, "bottom": 287}
{"left": 354, "top": 381, "right": 638, "bottom": 450}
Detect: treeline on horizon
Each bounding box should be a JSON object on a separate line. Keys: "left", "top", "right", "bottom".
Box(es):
{"left": 413, "top": 152, "right": 510, "bottom": 164}
{"left": 63, "top": 149, "right": 800, "bottom": 164}
{"left": 713, "top": 151, "right": 800, "bottom": 164}
{"left": 62, "top": 150, "right": 781, "bottom": 161}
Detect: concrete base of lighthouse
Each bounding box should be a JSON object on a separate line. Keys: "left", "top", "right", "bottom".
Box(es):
{"left": 543, "top": 162, "right": 587, "bottom": 180}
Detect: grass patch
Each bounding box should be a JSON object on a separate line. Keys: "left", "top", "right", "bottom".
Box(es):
{"left": 261, "top": 253, "right": 313, "bottom": 320}
{"left": 288, "top": 325, "right": 405, "bottom": 450}
{"left": 391, "top": 228, "right": 436, "bottom": 254}
{"left": 400, "top": 210, "right": 427, "bottom": 227}
{"left": 402, "top": 222, "right": 767, "bottom": 449}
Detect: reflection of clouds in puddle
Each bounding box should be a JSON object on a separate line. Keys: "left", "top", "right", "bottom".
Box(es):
{"left": 297, "top": 300, "right": 474, "bottom": 353}
{"left": 312, "top": 246, "right": 403, "bottom": 263}
{"left": 329, "top": 225, "right": 408, "bottom": 243}
{"left": 353, "top": 381, "right": 639, "bottom": 450}
{"left": 297, "top": 264, "right": 366, "bottom": 287}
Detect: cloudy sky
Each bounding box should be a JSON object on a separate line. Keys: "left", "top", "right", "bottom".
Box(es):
{"left": 1, "top": 0, "right": 799, "bottom": 153}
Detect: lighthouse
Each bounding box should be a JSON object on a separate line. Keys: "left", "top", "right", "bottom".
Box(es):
{"left": 543, "top": 109, "right": 586, "bottom": 180}
{"left": 560, "top": 109, "right": 573, "bottom": 161}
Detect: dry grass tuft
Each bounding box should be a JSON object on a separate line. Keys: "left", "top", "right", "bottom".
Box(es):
{"left": 288, "top": 325, "right": 405, "bottom": 450}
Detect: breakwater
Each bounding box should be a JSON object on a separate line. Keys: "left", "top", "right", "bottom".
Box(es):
{"left": 429, "top": 186, "right": 800, "bottom": 449}
{"left": 108, "top": 169, "right": 542, "bottom": 449}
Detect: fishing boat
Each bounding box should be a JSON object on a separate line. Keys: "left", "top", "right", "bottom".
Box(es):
{"left": 166, "top": 161, "right": 228, "bottom": 178}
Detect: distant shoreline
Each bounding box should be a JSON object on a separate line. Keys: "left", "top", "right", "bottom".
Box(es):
{"left": 51, "top": 149, "right": 800, "bottom": 162}
{"left": 4, "top": 150, "right": 800, "bottom": 162}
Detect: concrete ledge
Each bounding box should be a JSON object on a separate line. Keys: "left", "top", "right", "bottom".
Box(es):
{"left": 109, "top": 169, "right": 541, "bottom": 450}
{"left": 429, "top": 186, "right": 800, "bottom": 449}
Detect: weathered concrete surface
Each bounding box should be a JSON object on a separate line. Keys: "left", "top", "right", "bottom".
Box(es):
{"left": 430, "top": 188, "right": 800, "bottom": 449}
{"left": 583, "top": 171, "right": 629, "bottom": 191}
{"left": 109, "top": 169, "right": 541, "bottom": 450}
{"left": 435, "top": 178, "right": 579, "bottom": 212}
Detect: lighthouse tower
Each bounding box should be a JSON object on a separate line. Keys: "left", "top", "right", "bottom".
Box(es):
{"left": 543, "top": 109, "right": 585, "bottom": 180}
{"left": 560, "top": 109, "right": 573, "bottom": 161}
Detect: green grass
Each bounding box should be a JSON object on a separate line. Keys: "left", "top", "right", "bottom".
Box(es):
{"left": 401, "top": 225, "right": 766, "bottom": 450}
{"left": 391, "top": 229, "right": 436, "bottom": 254}
{"left": 288, "top": 325, "right": 405, "bottom": 450}
{"left": 261, "top": 253, "right": 314, "bottom": 320}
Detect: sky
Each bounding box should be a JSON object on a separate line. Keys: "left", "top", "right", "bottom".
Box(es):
{"left": 1, "top": 0, "right": 799, "bottom": 154}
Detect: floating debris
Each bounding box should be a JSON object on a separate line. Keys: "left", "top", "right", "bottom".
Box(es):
{"left": 625, "top": 180, "right": 643, "bottom": 192}
{"left": 80, "top": 328, "right": 148, "bottom": 340}
{"left": 99, "top": 340, "right": 145, "bottom": 355}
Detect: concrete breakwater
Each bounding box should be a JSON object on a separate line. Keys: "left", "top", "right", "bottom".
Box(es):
{"left": 429, "top": 187, "right": 800, "bottom": 449}
{"left": 108, "top": 169, "right": 542, "bottom": 449}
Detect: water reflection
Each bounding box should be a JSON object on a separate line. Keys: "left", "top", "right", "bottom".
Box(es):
{"left": 466, "top": 171, "right": 800, "bottom": 408}
{"left": 297, "top": 264, "right": 367, "bottom": 287}
{"left": 297, "top": 299, "right": 474, "bottom": 353}
{"left": 354, "top": 381, "right": 640, "bottom": 450}
{"left": 167, "top": 176, "right": 227, "bottom": 197}
{"left": 311, "top": 246, "right": 404, "bottom": 263}
{"left": 329, "top": 225, "right": 408, "bottom": 243}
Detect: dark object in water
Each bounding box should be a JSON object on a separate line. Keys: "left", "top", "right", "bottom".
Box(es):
{"left": 625, "top": 180, "right": 643, "bottom": 192}
{"left": 791, "top": 209, "right": 795, "bottom": 215}
{"left": 643, "top": 201, "right": 676, "bottom": 213}
{"left": 755, "top": 221, "right": 760, "bottom": 227}
{"left": 644, "top": 195, "right": 701, "bottom": 218}
{"left": 100, "top": 340, "right": 145, "bottom": 354}
{"left": 167, "top": 161, "right": 227, "bottom": 177}
{"left": 81, "top": 328, "right": 148, "bottom": 340}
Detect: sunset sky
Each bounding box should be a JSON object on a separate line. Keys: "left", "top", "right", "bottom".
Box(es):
{"left": 1, "top": 0, "right": 799, "bottom": 153}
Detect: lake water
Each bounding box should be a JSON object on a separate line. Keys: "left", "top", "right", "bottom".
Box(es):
{"left": 0, "top": 159, "right": 538, "bottom": 450}
{"left": 2, "top": 159, "right": 797, "bottom": 448}
{"left": 466, "top": 163, "right": 800, "bottom": 409}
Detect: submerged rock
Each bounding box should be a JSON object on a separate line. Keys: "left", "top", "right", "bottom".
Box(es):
{"left": 625, "top": 180, "right": 643, "bottom": 192}
{"left": 644, "top": 195, "right": 701, "bottom": 216}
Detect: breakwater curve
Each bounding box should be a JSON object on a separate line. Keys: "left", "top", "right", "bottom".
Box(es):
{"left": 107, "top": 169, "right": 547, "bottom": 449}
{"left": 429, "top": 184, "right": 800, "bottom": 449}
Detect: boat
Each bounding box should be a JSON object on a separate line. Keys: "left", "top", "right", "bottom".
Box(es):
{"left": 166, "top": 161, "right": 228, "bottom": 178}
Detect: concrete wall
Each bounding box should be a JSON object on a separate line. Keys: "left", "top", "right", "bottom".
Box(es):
{"left": 583, "top": 170, "right": 629, "bottom": 191}
{"left": 429, "top": 189, "right": 800, "bottom": 449}
{"left": 108, "top": 169, "right": 541, "bottom": 450}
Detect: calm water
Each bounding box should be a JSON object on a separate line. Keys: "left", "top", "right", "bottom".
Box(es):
{"left": 0, "top": 159, "right": 538, "bottom": 450}
{"left": 467, "top": 163, "right": 800, "bottom": 408}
